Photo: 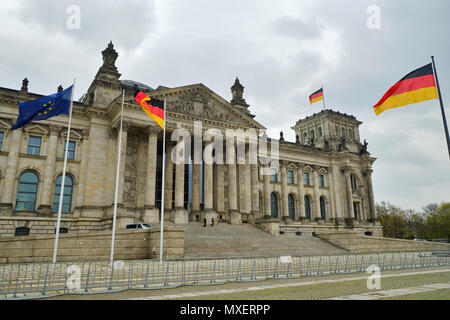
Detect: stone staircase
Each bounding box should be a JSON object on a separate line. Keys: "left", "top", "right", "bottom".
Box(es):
{"left": 183, "top": 222, "right": 348, "bottom": 258}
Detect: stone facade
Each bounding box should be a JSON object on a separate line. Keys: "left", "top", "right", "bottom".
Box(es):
{"left": 0, "top": 42, "right": 379, "bottom": 239}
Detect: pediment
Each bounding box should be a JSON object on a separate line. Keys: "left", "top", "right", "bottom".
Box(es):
{"left": 132, "top": 84, "right": 266, "bottom": 130}
{"left": 23, "top": 124, "right": 49, "bottom": 135}
{"left": 61, "top": 129, "right": 83, "bottom": 141}
{"left": 0, "top": 118, "right": 12, "bottom": 130}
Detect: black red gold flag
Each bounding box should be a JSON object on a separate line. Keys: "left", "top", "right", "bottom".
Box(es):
{"left": 133, "top": 86, "right": 165, "bottom": 129}
{"left": 309, "top": 88, "right": 324, "bottom": 105}
{"left": 373, "top": 63, "right": 438, "bottom": 115}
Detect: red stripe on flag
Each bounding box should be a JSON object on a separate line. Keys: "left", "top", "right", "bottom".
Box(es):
{"left": 374, "top": 74, "right": 436, "bottom": 108}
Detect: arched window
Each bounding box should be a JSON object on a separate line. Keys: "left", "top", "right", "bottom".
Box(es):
{"left": 288, "top": 194, "right": 295, "bottom": 220}
{"left": 320, "top": 197, "right": 326, "bottom": 220}
{"left": 16, "top": 171, "right": 39, "bottom": 212}
{"left": 270, "top": 193, "right": 278, "bottom": 219}
{"left": 304, "top": 195, "right": 311, "bottom": 221}
{"left": 53, "top": 174, "right": 74, "bottom": 213}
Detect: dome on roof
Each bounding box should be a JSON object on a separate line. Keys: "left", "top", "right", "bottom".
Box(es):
{"left": 121, "top": 80, "right": 154, "bottom": 91}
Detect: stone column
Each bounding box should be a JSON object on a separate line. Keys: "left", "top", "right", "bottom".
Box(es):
{"left": 365, "top": 168, "right": 376, "bottom": 221}
{"left": 244, "top": 149, "right": 252, "bottom": 215}
{"left": 297, "top": 164, "right": 305, "bottom": 220}
{"left": 227, "top": 139, "right": 240, "bottom": 224}
{"left": 331, "top": 164, "right": 344, "bottom": 223}
{"left": 38, "top": 126, "right": 60, "bottom": 214}
{"left": 143, "top": 126, "right": 160, "bottom": 223}
{"left": 216, "top": 163, "right": 225, "bottom": 215}
{"left": 312, "top": 167, "right": 321, "bottom": 221}
{"left": 263, "top": 164, "right": 271, "bottom": 219}
{"left": 0, "top": 128, "right": 23, "bottom": 214}
{"left": 164, "top": 143, "right": 174, "bottom": 213}
{"left": 250, "top": 163, "right": 259, "bottom": 215}
{"left": 192, "top": 162, "right": 200, "bottom": 216}
{"left": 203, "top": 159, "right": 216, "bottom": 221}
{"left": 76, "top": 130, "right": 90, "bottom": 216}
{"left": 173, "top": 141, "right": 188, "bottom": 224}
{"left": 343, "top": 167, "right": 354, "bottom": 221}
{"left": 117, "top": 121, "right": 129, "bottom": 205}
{"left": 280, "top": 161, "right": 289, "bottom": 220}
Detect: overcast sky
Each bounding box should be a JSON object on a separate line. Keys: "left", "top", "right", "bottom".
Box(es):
{"left": 1, "top": 0, "right": 449, "bottom": 211}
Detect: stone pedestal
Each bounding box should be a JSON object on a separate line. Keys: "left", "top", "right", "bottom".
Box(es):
{"left": 204, "top": 209, "right": 218, "bottom": 223}
{"left": 0, "top": 204, "right": 13, "bottom": 216}
{"left": 172, "top": 208, "right": 188, "bottom": 225}
{"left": 142, "top": 206, "right": 160, "bottom": 224}
{"left": 230, "top": 211, "right": 242, "bottom": 225}
{"left": 37, "top": 205, "right": 53, "bottom": 216}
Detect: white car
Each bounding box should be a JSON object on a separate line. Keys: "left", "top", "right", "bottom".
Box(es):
{"left": 125, "top": 223, "right": 152, "bottom": 230}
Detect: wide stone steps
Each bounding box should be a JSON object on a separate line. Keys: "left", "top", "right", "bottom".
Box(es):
{"left": 183, "top": 222, "right": 347, "bottom": 258}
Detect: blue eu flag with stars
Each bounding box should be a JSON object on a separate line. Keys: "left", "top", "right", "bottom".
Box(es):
{"left": 12, "top": 85, "right": 73, "bottom": 130}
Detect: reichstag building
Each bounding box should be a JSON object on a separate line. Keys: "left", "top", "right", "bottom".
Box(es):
{"left": 0, "top": 42, "right": 380, "bottom": 237}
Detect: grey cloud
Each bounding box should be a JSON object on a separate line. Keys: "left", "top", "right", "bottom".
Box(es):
{"left": 15, "top": 0, "right": 156, "bottom": 50}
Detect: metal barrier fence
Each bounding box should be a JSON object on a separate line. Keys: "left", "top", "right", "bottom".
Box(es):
{"left": 1, "top": 251, "right": 449, "bottom": 299}
{"left": 417, "top": 239, "right": 450, "bottom": 257}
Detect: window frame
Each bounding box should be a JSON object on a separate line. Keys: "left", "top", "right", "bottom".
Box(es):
{"left": 15, "top": 171, "right": 39, "bottom": 212}
{"left": 53, "top": 174, "right": 74, "bottom": 213}
{"left": 319, "top": 174, "right": 325, "bottom": 187}
{"left": 287, "top": 170, "right": 295, "bottom": 184}
{"left": 27, "top": 135, "right": 42, "bottom": 155}
{"left": 63, "top": 140, "right": 76, "bottom": 160}
{"left": 0, "top": 131, "right": 4, "bottom": 151}
{"left": 304, "top": 172, "right": 310, "bottom": 186}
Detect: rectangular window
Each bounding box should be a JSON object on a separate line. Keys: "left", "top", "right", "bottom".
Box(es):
{"left": 270, "top": 168, "right": 278, "bottom": 182}
{"left": 63, "top": 141, "right": 76, "bottom": 160}
{"left": 287, "top": 170, "right": 294, "bottom": 184}
{"left": 304, "top": 173, "right": 310, "bottom": 186}
{"left": 319, "top": 174, "right": 325, "bottom": 187}
{"left": 0, "top": 131, "right": 4, "bottom": 150}
{"left": 27, "top": 136, "right": 42, "bottom": 155}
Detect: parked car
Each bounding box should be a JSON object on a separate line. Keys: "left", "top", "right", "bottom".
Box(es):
{"left": 125, "top": 223, "right": 152, "bottom": 230}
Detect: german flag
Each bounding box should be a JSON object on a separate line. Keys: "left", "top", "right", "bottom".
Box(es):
{"left": 373, "top": 63, "right": 438, "bottom": 116}
{"left": 133, "top": 86, "right": 165, "bottom": 129}
{"left": 309, "top": 88, "right": 324, "bottom": 105}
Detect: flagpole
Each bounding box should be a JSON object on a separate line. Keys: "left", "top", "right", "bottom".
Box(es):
{"left": 159, "top": 99, "right": 167, "bottom": 263}
{"left": 110, "top": 89, "right": 125, "bottom": 265}
{"left": 52, "top": 78, "right": 76, "bottom": 269}
{"left": 431, "top": 56, "right": 450, "bottom": 159}
{"left": 322, "top": 84, "right": 326, "bottom": 110}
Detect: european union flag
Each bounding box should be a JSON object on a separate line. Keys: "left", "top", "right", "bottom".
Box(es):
{"left": 12, "top": 85, "right": 73, "bottom": 130}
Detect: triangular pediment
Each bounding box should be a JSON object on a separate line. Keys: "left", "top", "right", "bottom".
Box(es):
{"left": 24, "top": 124, "right": 49, "bottom": 135}
{"left": 123, "top": 83, "right": 266, "bottom": 130}
{"left": 0, "top": 118, "right": 12, "bottom": 130}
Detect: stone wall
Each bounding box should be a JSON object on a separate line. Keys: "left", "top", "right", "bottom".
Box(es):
{"left": 0, "top": 227, "right": 184, "bottom": 264}
{"left": 317, "top": 231, "right": 450, "bottom": 253}
{"left": 0, "top": 216, "right": 111, "bottom": 238}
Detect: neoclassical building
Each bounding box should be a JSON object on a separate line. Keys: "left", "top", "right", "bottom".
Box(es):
{"left": 0, "top": 42, "right": 380, "bottom": 237}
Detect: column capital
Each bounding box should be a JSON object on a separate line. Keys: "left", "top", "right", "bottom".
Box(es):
{"left": 342, "top": 166, "right": 352, "bottom": 174}
{"left": 82, "top": 128, "right": 90, "bottom": 139}
{"left": 279, "top": 160, "right": 290, "bottom": 167}
{"left": 363, "top": 168, "right": 373, "bottom": 176}
{"left": 48, "top": 125, "right": 61, "bottom": 135}
{"left": 114, "top": 119, "right": 131, "bottom": 131}
{"left": 148, "top": 125, "right": 161, "bottom": 135}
